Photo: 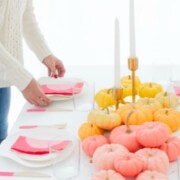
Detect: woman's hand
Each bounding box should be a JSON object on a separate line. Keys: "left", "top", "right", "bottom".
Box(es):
{"left": 22, "top": 79, "right": 51, "bottom": 106}
{"left": 42, "top": 55, "right": 66, "bottom": 78}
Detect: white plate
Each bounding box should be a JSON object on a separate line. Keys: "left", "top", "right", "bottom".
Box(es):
{"left": 0, "top": 128, "right": 76, "bottom": 168}
{"left": 38, "top": 77, "right": 84, "bottom": 101}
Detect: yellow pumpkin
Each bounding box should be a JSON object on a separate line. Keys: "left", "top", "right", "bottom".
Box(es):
{"left": 155, "top": 91, "right": 178, "bottom": 109}
{"left": 117, "top": 104, "right": 153, "bottom": 125}
{"left": 120, "top": 75, "right": 141, "bottom": 88}
{"left": 153, "top": 108, "right": 180, "bottom": 132}
{"left": 95, "top": 89, "right": 115, "bottom": 108}
{"left": 138, "top": 82, "right": 163, "bottom": 98}
{"left": 136, "top": 97, "right": 162, "bottom": 113}
{"left": 88, "top": 109, "right": 122, "bottom": 130}
{"left": 78, "top": 122, "right": 104, "bottom": 140}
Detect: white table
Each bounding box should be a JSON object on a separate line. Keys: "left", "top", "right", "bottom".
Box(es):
{"left": 0, "top": 65, "right": 180, "bottom": 180}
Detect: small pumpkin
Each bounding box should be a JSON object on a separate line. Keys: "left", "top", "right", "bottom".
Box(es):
{"left": 120, "top": 75, "right": 141, "bottom": 88}
{"left": 153, "top": 108, "right": 180, "bottom": 132}
{"left": 117, "top": 104, "right": 153, "bottom": 125}
{"left": 155, "top": 91, "right": 178, "bottom": 109}
{"left": 138, "top": 82, "right": 163, "bottom": 98}
{"left": 95, "top": 89, "right": 115, "bottom": 108}
{"left": 136, "top": 122, "right": 169, "bottom": 148}
{"left": 78, "top": 122, "right": 104, "bottom": 140}
{"left": 92, "top": 144, "right": 129, "bottom": 170}
{"left": 82, "top": 135, "right": 108, "bottom": 157}
{"left": 114, "top": 152, "right": 144, "bottom": 177}
{"left": 159, "top": 136, "right": 180, "bottom": 162}
{"left": 135, "top": 148, "right": 169, "bottom": 174}
{"left": 136, "top": 170, "right": 169, "bottom": 180}
{"left": 136, "top": 97, "right": 162, "bottom": 113}
{"left": 90, "top": 170, "right": 125, "bottom": 180}
{"left": 88, "top": 109, "right": 122, "bottom": 130}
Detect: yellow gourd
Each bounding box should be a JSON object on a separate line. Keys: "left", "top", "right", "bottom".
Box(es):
{"left": 120, "top": 75, "right": 141, "bottom": 88}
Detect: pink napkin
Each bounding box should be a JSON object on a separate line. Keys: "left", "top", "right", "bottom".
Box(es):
{"left": 174, "top": 86, "right": 180, "bottom": 96}
{"left": 41, "top": 82, "right": 83, "bottom": 95}
{"left": 11, "top": 136, "right": 72, "bottom": 155}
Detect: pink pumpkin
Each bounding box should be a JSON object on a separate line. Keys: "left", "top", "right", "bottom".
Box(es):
{"left": 82, "top": 135, "right": 108, "bottom": 157}
{"left": 136, "top": 170, "right": 169, "bottom": 180}
{"left": 136, "top": 122, "right": 169, "bottom": 147}
{"left": 90, "top": 170, "right": 125, "bottom": 180}
{"left": 135, "top": 148, "right": 169, "bottom": 173}
{"left": 110, "top": 125, "right": 142, "bottom": 152}
{"left": 159, "top": 136, "right": 180, "bottom": 162}
{"left": 92, "top": 144, "right": 129, "bottom": 170}
{"left": 114, "top": 152, "right": 144, "bottom": 177}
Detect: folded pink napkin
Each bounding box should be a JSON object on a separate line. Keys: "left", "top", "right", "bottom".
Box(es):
{"left": 41, "top": 82, "right": 83, "bottom": 95}
{"left": 11, "top": 136, "right": 72, "bottom": 155}
{"left": 174, "top": 86, "right": 180, "bottom": 96}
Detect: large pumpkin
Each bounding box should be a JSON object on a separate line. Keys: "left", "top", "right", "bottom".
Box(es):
{"left": 135, "top": 148, "right": 169, "bottom": 173}
{"left": 92, "top": 144, "right": 129, "bottom": 170}
{"left": 78, "top": 122, "right": 104, "bottom": 140}
{"left": 138, "top": 82, "right": 163, "bottom": 98}
{"left": 88, "top": 109, "right": 122, "bottom": 130}
{"left": 117, "top": 104, "right": 153, "bottom": 125}
{"left": 153, "top": 108, "right": 180, "bottom": 132}
{"left": 114, "top": 152, "right": 144, "bottom": 177}
{"left": 159, "top": 136, "right": 180, "bottom": 162}
{"left": 82, "top": 135, "right": 108, "bottom": 157}
{"left": 136, "top": 170, "right": 169, "bottom": 180}
{"left": 94, "top": 89, "right": 115, "bottom": 108}
{"left": 136, "top": 97, "right": 162, "bottom": 113}
{"left": 136, "top": 122, "right": 169, "bottom": 148}
{"left": 155, "top": 91, "right": 178, "bottom": 109}
{"left": 90, "top": 170, "right": 125, "bottom": 180}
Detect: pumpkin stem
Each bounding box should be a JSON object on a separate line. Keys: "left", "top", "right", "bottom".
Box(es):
{"left": 128, "top": 75, "right": 132, "bottom": 80}
{"left": 149, "top": 83, "right": 152, "bottom": 88}
{"left": 165, "top": 109, "right": 169, "bottom": 115}
{"left": 164, "top": 91, "right": 168, "bottom": 96}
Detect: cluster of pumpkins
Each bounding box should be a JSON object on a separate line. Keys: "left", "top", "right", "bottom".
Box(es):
{"left": 78, "top": 75, "right": 180, "bottom": 180}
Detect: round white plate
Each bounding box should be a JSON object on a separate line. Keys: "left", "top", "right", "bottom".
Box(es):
{"left": 0, "top": 128, "right": 77, "bottom": 168}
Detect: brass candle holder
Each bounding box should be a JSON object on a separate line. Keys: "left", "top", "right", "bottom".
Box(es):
{"left": 128, "top": 57, "right": 139, "bottom": 103}
{"left": 113, "top": 87, "right": 125, "bottom": 110}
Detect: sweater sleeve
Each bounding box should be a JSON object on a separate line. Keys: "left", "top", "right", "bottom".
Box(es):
{"left": 23, "top": 0, "right": 52, "bottom": 62}
{"left": 0, "top": 42, "right": 33, "bottom": 91}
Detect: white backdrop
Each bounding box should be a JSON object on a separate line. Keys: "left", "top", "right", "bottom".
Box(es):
{"left": 9, "top": 0, "right": 180, "bottom": 130}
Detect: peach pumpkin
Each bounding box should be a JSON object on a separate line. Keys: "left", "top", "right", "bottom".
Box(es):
{"left": 136, "top": 122, "right": 169, "bottom": 147}
{"left": 90, "top": 170, "right": 125, "bottom": 180}
{"left": 88, "top": 109, "right": 122, "bottom": 130}
{"left": 153, "top": 108, "right": 180, "bottom": 132}
{"left": 92, "top": 144, "right": 129, "bottom": 170}
{"left": 159, "top": 136, "right": 180, "bottom": 162}
{"left": 136, "top": 170, "right": 169, "bottom": 180}
{"left": 117, "top": 104, "right": 153, "bottom": 125}
{"left": 78, "top": 122, "right": 104, "bottom": 140}
{"left": 82, "top": 135, "right": 108, "bottom": 157}
{"left": 135, "top": 148, "right": 169, "bottom": 174}
{"left": 114, "top": 152, "right": 144, "bottom": 177}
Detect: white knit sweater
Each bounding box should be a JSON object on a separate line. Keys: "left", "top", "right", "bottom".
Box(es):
{"left": 0, "top": 0, "right": 52, "bottom": 91}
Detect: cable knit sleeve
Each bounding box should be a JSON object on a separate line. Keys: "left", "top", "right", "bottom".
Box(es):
{"left": 0, "top": 43, "right": 33, "bottom": 91}
{"left": 23, "top": 0, "right": 52, "bottom": 61}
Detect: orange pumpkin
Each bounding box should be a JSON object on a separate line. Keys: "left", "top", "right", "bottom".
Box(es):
{"left": 135, "top": 148, "right": 169, "bottom": 173}
{"left": 136, "top": 122, "right": 169, "bottom": 148}
{"left": 92, "top": 144, "right": 129, "bottom": 170}
{"left": 136, "top": 97, "right": 162, "bottom": 113}
{"left": 114, "top": 152, "right": 144, "bottom": 177}
{"left": 155, "top": 91, "right": 178, "bottom": 109}
{"left": 82, "top": 135, "right": 108, "bottom": 157}
{"left": 91, "top": 170, "right": 125, "bottom": 180}
{"left": 159, "top": 136, "right": 180, "bottom": 162}
{"left": 78, "top": 122, "right": 104, "bottom": 140}
{"left": 138, "top": 82, "right": 163, "bottom": 98}
{"left": 153, "top": 108, "right": 180, "bottom": 132}
{"left": 117, "top": 104, "right": 153, "bottom": 125}
{"left": 136, "top": 170, "right": 169, "bottom": 180}
{"left": 87, "top": 109, "right": 122, "bottom": 130}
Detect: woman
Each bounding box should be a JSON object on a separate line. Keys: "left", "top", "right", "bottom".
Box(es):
{"left": 0, "top": 0, "right": 65, "bottom": 143}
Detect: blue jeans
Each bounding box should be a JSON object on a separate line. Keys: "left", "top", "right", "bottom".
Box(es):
{"left": 0, "top": 87, "right": 11, "bottom": 143}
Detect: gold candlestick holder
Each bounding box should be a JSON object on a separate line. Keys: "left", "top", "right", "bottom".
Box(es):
{"left": 128, "top": 57, "right": 139, "bottom": 103}
{"left": 113, "top": 87, "right": 125, "bottom": 110}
